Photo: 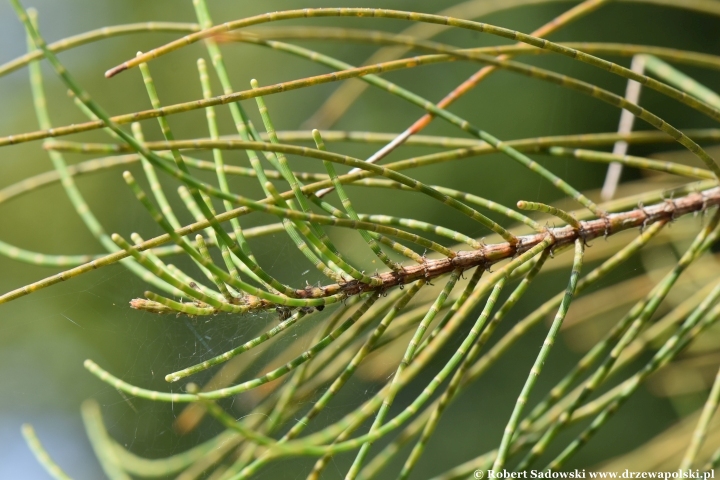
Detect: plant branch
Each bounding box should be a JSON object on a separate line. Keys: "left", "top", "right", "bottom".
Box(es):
{"left": 132, "top": 187, "right": 720, "bottom": 314}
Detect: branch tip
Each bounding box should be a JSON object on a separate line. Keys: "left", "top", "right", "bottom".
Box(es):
{"left": 104, "top": 63, "right": 127, "bottom": 78}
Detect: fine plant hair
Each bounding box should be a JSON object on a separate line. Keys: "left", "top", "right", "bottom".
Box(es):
{"left": 3, "top": 0, "right": 720, "bottom": 478}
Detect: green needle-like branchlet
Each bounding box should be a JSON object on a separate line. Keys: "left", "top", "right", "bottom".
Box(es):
{"left": 551, "top": 296, "right": 720, "bottom": 471}
{"left": 313, "top": 129, "right": 402, "bottom": 271}
{"left": 492, "top": 239, "right": 584, "bottom": 472}
{"left": 642, "top": 54, "right": 720, "bottom": 110}
{"left": 24, "top": 9, "right": 181, "bottom": 298}
{"left": 515, "top": 223, "right": 666, "bottom": 439}
{"left": 21, "top": 425, "right": 73, "bottom": 480}
{"left": 549, "top": 146, "right": 715, "bottom": 180}
{"left": 238, "top": 281, "right": 426, "bottom": 478}
{"left": 347, "top": 270, "right": 462, "bottom": 478}
{"left": 396, "top": 252, "right": 549, "bottom": 480}
{"left": 0, "top": 22, "right": 199, "bottom": 78}
{"left": 236, "top": 34, "right": 598, "bottom": 224}
{"left": 463, "top": 220, "right": 666, "bottom": 410}
{"left": 196, "top": 58, "right": 250, "bottom": 257}
{"left": 263, "top": 181, "right": 345, "bottom": 282}
{"left": 123, "top": 170, "right": 353, "bottom": 309}
{"left": 251, "top": 80, "right": 374, "bottom": 284}
{"left": 112, "top": 233, "right": 235, "bottom": 312}
{"left": 546, "top": 210, "right": 720, "bottom": 469}
{"left": 517, "top": 201, "right": 582, "bottom": 230}
{"left": 680, "top": 359, "right": 720, "bottom": 469}
{"left": 139, "top": 59, "right": 291, "bottom": 304}
{"left": 194, "top": 235, "right": 234, "bottom": 302}
{"left": 17, "top": 0, "right": 305, "bottom": 300}
{"left": 104, "top": 7, "right": 720, "bottom": 182}
{"left": 266, "top": 239, "right": 553, "bottom": 467}
{"left": 177, "top": 189, "right": 245, "bottom": 285}
{"left": 130, "top": 123, "right": 182, "bottom": 231}
{"left": 80, "top": 400, "right": 132, "bottom": 480}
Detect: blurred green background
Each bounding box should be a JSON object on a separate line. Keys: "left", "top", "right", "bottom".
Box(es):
{"left": 1, "top": 0, "right": 719, "bottom": 478}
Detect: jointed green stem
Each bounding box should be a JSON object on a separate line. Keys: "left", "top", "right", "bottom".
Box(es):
{"left": 347, "top": 270, "right": 462, "bottom": 479}
{"left": 358, "top": 213, "right": 481, "bottom": 249}
{"left": 642, "top": 54, "right": 720, "bottom": 109}
{"left": 306, "top": 193, "right": 425, "bottom": 263}
{"left": 517, "top": 201, "right": 581, "bottom": 230}
{"left": 130, "top": 232, "right": 219, "bottom": 301}
{"left": 252, "top": 85, "right": 374, "bottom": 284}
{"left": 681, "top": 361, "right": 720, "bottom": 469}
{"left": 492, "top": 239, "right": 584, "bottom": 472}
{"left": 258, "top": 305, "right": 350, "bottom": 443}
{"left": 193, "top": 0, "right": 312, "bottom": 291}
{"left": 82, "top": 240, "right": 548, "bottom": 475}
{"left": 2, "top": 176, "right": 716, "bottom": 311}
{"left": 22, "top": 31, "right": 612, "bottom": 248}
{"left": 87, "top": 293, "right": 379, "bottom": 402}
{"left": 0, "top": 21, "right": 199, "bottom": 78}
{"left": 250, "top": 0, "right": 607, "bottom": 176}
{"left": 87, "top": 400, "right": 239, "bottom": 478}
{"left": 283, "top": 267, "right": 538, "bottom": 462}
{"left": 5, "top": 42, "right": 719, "bottom": 193}
{"left": 21, "top": 425, "right": 73, "bottom": 480}
{"left": 23, "top": 9, "right": 180, "bottom": 297}
{"left": 123, "top": 171, "right": 353, "bottom": 309}
{"left": 313, "top": 129, "right": 402, "bottom": 270}
{"left": 81, "top": 400, "right": 131, "bottom": 480}
{"left": 196, "top": 58, "right": 250, "bottom": 257}
{"left": 190, "top": 392, "right": 277, "bottom": 447}
{"left": 551, "top": 298, "right": 720, "bottom": 470}
{"left": 39, "top": 127, "right": 720, "bottom": 156}
{"left": 7, "top": 2, "right": 720, "bottom": 478}
{"left": 130, "top": 123, "right": 184, "bottom": 233}
{"left": 549, "top": 147, "right": 714, "bottom": 180}
{"left": 472, "top": 221, "right": 665, "bottom": 444}
{"left": 194, "top": 235, "right": 234, "bottom": 302}
{"left": 105, "top": 8, "right": 720, "bottom": 182}
{"left": 394, "top": 252, "right": 549, "bottom": 480}
{"left": 224, "top": 29, "right": 720, "bottom": 74}
{"left": 261, "top": 239, "right": 552, "bottom": 464}
{"left": 524, "top": 213, "right": 720, "bottom": 468}
{"left": 137, "top": 292, "right": 215, "bottom": 316}
{"left": 133, "top": 93, "right": 183, "bottom": 235}
{"left": 31, "top": 136, "right": 536, "bottom": 245}
{"left": 21, "top": 3, "right": 307, "bottom": 303}
{"left": 139, "top": 60, "right": 290, "bottom": 303}
{"left": 176, "top": 188, "right": 245, "bottom": 285}
{"left": 112, "top": 234, "right": 237, "bottom": 312}
{"left": 412, "top": 265, "right": 486, "bottom": 355}
{"left": 237, "top": 281, "right": 426, "bottom": 478}
{"left": 546, "top": 210, "right": 720, "bottom": 469}
{"left": 519, "top": 229, "right": 717, "bottom": 448}
{"left": 303, "top": 0, "right": 720, "bottom": 127}
{"left": 235, "top": 34, "right": 598, "bottom": 220}
{"left": 187, "top": 102, "right": 249, "bottom": 289}
{"left": 1, "top": 126, "right": 710, "bottom": 268}
{"left": 263, "top": 182, "right": 345, "bottom": 282}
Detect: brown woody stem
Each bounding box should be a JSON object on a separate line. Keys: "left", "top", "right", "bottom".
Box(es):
{"left": 133, "top": 187, "right": 720, "bottom": 313}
